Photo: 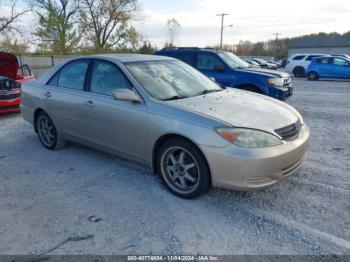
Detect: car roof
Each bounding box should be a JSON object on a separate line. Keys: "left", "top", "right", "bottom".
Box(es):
{"left": 92, "top": 54, "right": 176, "bottom": 63}
{"left": 291, "top": 53, "right": 327, "bottom": 56}
{"left": 156, "top": 47, "right": 221, "bottom": 54}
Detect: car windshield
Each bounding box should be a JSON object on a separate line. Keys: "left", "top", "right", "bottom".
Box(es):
{"left": 218, "top": 52, "right": 249, "bottom": 69}
{"left": 125, "top": 60, "right": 223, "bottom": 101}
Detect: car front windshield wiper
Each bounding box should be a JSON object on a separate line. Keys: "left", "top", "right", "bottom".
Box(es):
{"left": 195, "top": 89, "right": 222, "bottom": 96}
{"left": 162, "top": 95, "right": 189, "bottom": 101}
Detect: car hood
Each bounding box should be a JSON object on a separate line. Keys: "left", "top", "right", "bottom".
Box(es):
{"left": 237, "top": 67, "right": 289, "bottom": 78}
{"left": 167, "top": 89, "right": 299, "bottom": 133}
{"left": 0, "top": 52, "right": 19, "bottom": 80}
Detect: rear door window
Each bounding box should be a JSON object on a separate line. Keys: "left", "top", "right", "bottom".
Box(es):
{"left": 50, "top": 60, "right": 89, "bottom": 90}
{"left": 306, "top": 55, "right": 321, "bottom": 61}
{"left": 292, "top": 55, "right": 306, "bottom": 60}
{"left": 317, "top": 57, "right": 331, "bottom": 64}
{"left": 175, "top": 53, "right": 195, "bottom": 66}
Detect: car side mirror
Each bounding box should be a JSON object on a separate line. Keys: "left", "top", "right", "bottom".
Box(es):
{"left": 214, "top": 64, "right": 225, "bottom": 72}
{"left": 112, "top": 89, "right": 141, "bottom": 103}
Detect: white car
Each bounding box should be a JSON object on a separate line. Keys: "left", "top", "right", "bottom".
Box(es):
{"left": 286, "top": 54, "right": 328, "bottom": 77}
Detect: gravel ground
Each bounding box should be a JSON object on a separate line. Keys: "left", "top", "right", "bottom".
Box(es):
{"left": 0, "top": 78, "right": 349, "bottom": 255}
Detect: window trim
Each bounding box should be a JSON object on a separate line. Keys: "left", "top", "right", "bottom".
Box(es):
{"left": 46, "top": 58, "right": 91, "bottom": 92}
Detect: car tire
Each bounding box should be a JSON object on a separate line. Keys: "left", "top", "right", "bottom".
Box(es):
{"left": 36, "top": 111, "right": 66, "bottom": 150}
{"left": 157, "top": 138, "right": 211, "bottom": 199}
{"left": 307, "top": 71, "right": 319, "bottom": 81}
{"left": 293, "top": 67, "right": 306, "bottom": 77}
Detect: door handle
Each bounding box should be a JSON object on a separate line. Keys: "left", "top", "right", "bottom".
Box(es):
{"left": 44, "top": 91, "right": 52, "bottom": 98}
{"left": 84, "top": 100, "right": 96, "bottom": 108}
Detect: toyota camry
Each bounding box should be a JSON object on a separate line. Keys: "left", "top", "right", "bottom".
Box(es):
{"left": 21, "top": 55, "right": 310, "bottom": 199}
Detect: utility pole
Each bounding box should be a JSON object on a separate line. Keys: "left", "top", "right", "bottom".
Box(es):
{"left": 272, "top": 33, "right": 281, "bottom": 60}
{"left": 217, "top": 13, "right": 229, "bottom": 49}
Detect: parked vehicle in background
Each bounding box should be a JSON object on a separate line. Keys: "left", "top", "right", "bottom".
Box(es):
{"left": 268, "top": 61, "right": 282, "bottom": 68}
{"left": 306, "top": 56, "right": 350, "bottom": 81}
{"left": 0, "top": 52, "right": 35, "bottom": 114}
{"left": 155, "top": 48, "right": 293, "bottom": 100}
{"left": 285, "top": 53, "right": 327, "bottom": 77}
{"left": 243, "top": 59, "right": 261, "bottom": 68}
{"left": 280, "top": 59, "right": 287, "bottom": 68}
{"left": 21, "top": 54, "right": 309, "bottom": 199}
{"left": 332, "top": 54, "right": 350, "bottom": 60}
{"left": 251, "top": 58, "right": 278, "bottom": 70}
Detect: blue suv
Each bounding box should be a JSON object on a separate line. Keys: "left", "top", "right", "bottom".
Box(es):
{"left": 154, "top": 48, "right": 293, "bottom": 100}
{"left": 307, "top": 56, "right": 350, "bottom": 81}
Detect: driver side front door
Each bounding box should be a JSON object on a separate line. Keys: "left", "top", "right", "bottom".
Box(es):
{"left": 84, "top": 59, "right": 147, "bottom": 162}
{"left": 195, "top": 53, "right": 231, "bottom": 86}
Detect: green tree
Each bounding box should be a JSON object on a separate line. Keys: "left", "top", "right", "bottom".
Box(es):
{"left": 32, "top": 0, "right": 82, "bottom": 54}
{"left": 0, "top": 38, "right": 29, "bottom": 54}
{"left": 80, "top": 0, "right": 139, "bottom": 52}
{"left": 138, "top": 40, "right": 156, "bottom": 54}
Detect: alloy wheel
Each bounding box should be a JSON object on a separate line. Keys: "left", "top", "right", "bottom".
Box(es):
{"left": 38, "top": 115, "right": 56, "bottom": 147}
{"left": 160, "top": 146, "right": 200, "bottom": 194}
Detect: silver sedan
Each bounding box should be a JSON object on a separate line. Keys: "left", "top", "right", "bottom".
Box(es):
{"left": 21, "top": 54, "right": 310, "bottom": 199}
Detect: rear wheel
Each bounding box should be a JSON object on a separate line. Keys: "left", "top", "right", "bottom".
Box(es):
{"left": 157, "top": 139, "right": 211, "bottom": 199}
{"left": 36, "top": 111, "right": 66, "bottom": 150}
{"left": 293, "top": 67, "right": 306, "bottom": 77}
{"left": 307, "top": 71, "right": 319, "bottom": 81}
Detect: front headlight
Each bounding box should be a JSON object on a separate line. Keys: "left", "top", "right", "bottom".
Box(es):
{"left": 215, "top": 127, "right": 282, "bottom": 148}
{"left": 268, "top": 77, "right": 284, "bottom": 87}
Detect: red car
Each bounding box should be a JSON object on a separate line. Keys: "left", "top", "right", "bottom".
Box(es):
{"left": 0, "top": 52, "right": 35, "bottom": 114}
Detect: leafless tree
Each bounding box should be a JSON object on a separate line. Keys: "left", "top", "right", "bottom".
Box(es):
{"left": 80, "top": 0, "right": 139, "bottom": 51}
{"left": 166, "top": 18, "right": 180, "bottom": 47}
{"left": 0, "top": 0, "right": 32, "bottom": 38}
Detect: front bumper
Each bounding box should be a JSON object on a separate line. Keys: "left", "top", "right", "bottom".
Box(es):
{"left": 200, "top": 124, "right": 310, "bottom": 191}
{"left": 0, "top": 98, "right": 21, "bottom": 114}
{"left": 274, "top": 86, "right": 293, "bottom": 100}
{"left": 271, "top": 77, "right": 293, "bottom": 100}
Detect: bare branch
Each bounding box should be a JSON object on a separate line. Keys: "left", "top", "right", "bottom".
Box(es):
{"left": 0, "top": 0, "right": 32, "bottom": 38}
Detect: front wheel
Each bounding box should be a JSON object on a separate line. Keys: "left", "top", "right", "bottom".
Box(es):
{"left": 307, "top": 71, "right": 319, "bottom": 81}
{"left": 157, "top": 139, "right": 211, "bottom": 199}
{"left": 36, "top": 111, "right": 66, "bottom": 150}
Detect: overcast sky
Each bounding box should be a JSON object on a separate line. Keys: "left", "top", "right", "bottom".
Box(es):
{"left": 1, "top": 0, "right": 350, "bottom": 48}
{"left": 137, "top": 0, "right": 350, "bottom": 47}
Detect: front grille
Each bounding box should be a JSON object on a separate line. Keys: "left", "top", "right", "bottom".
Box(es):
{"left": 275, "top": 120, "right": 302, "bottom": 140}
{"left": 0, "top": 93, "right": 20, "bottom": 100}
{"left": 0, "top": 104, "right": 20, "bottom": 110}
